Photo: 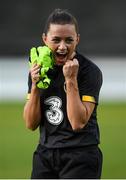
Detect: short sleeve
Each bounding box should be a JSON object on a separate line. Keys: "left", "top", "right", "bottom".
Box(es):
{"left": 78, "top": 63, "right": 103, "bottom": 104}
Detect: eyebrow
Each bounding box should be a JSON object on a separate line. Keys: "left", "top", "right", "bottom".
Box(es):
{"left": 52, "top": 36, "right": 74, "bottom": 39}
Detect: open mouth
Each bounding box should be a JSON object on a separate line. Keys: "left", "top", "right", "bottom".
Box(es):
{"left": 54, "top": 52, "right": 68, "bottom": 65}
{"left": 56, "top": 52, "right": 67, "bottom": 59}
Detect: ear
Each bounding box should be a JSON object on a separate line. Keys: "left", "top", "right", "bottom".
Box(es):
{"left": 42, "top": 33, "right": 47, "bottom": 45}
{"left": 76, "top": 34, "right": 80, "bottom": 45}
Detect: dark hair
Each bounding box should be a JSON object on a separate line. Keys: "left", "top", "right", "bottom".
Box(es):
{"left": 43, "top": 9, "right": 79, "bottom": 34}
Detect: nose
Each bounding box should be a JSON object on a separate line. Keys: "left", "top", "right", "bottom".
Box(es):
{"left": 58, "top": 41, "right": 67, "bottom": 50}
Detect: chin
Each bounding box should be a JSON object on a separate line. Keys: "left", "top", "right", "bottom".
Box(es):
{"left": 55, "top": 58, "right": 67, "bottom": 66}
{"left": 56, "top": 61, "right": 65, "bottom": 66}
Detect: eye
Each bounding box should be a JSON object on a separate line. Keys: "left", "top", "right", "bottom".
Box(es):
{"left": 52, "top": 38, "right": 60, "bottom": 43}
{"left": 65, "top": 38, "right": 74, "bottom": 44}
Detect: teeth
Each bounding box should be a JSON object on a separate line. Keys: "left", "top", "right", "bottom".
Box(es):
{"left": 57, "top": 52, "right": 67, "bottom": 55}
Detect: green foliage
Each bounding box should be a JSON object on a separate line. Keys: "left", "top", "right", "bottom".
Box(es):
{"left": 0, "top": 102, "right": 126, "bottom": 178}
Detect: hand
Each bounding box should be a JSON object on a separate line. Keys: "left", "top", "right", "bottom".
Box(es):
{"left": 63, "top": 58, "right": 79, "bottom": 81}
{"left": 30, "top": 64, "right": 40, "bottom": 84}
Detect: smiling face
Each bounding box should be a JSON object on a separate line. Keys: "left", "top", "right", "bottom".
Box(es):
{"left": 42, "top": 24, "right": 80, "bottom": 65}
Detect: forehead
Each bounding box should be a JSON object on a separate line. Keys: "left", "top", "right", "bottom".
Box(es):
{"left": 47, "top": 24, "right": 77, "bottom": 37}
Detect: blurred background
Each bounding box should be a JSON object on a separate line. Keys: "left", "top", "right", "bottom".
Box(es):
{"left": 0, "top": 0, "right": 126, "bottom": 178}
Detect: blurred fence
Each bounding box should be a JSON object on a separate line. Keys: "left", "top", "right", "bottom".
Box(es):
{"left": 0, "top": 57, "right": 126, "bottom": 102}
{"left": 1, "top": 0, "right": 126, "bottom": 57}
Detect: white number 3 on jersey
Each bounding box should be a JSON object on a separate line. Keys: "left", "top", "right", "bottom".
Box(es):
{"left": 44, "top": 96, "right": 63, "bottom": 125}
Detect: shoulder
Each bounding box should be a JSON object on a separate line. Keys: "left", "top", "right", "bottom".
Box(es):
{"left": 75, "top": 52, "right": 102, "bottom": 77}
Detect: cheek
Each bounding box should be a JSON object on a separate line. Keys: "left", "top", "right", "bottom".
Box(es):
{"left": 67, "top": 45, "right": 76, "bottom": 57}
{"left": 69, "top": 44, "right": 76, "bottom": 52}
{"left": 45, "top": 42, "right": 57, "bottom": 50}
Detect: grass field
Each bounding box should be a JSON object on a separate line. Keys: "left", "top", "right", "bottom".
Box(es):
{"left": 0, "top": 101, "right": 126, "bottom": 178}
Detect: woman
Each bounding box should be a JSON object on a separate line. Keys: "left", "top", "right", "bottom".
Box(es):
{"left": 23, "top": 8, "right": 103, "bottom": 179}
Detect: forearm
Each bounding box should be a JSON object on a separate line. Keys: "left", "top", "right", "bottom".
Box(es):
{"left": 23, "top": 84, "right": 41, "bottom": 130}
{"left": 66, "top": 78, "right": 88, "bottom": 130}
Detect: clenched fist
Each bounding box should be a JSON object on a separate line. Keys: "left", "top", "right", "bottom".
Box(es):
{"left": 63, "top": 58, "right": 79, "bottom": 80}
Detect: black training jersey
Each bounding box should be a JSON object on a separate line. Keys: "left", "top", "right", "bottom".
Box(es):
{"left": 27, "top": 52, "right": 103, "bottom": 148}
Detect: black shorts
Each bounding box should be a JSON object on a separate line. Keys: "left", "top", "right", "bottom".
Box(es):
{"left": 31, "top": 144, "right": 103, "bottom": 179}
